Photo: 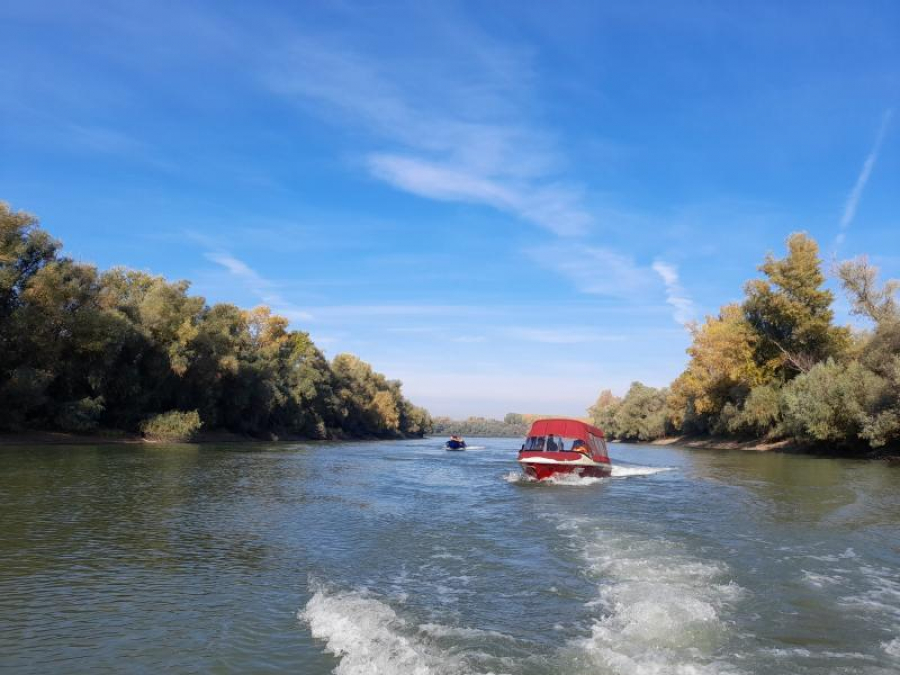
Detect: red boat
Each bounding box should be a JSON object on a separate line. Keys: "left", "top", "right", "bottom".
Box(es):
{"left": 517, "top": 418, "right": 612, "bottom": 480}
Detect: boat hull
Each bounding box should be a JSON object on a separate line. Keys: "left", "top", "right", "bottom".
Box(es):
{"left": 446, "top": 441, "right": 466, "bottom": 450}
{"left": 517, "top": 452, "right": 611, "bottom": 480}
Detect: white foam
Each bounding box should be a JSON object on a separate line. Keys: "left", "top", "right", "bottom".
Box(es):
{"left": 610, "top": 465, "right": 674, "bottom": 478}
{"left": 503, "top": 471, "right": 531, "bottom": 484}
{"left": 761, "top": 647, "right": 876, "bottom": 661}
{"left": 805, "top": 547, "right": 858, "bottom": 562}
{"left": 883, "top": 637, "right": 900, "bottom": 658}
{"left": 418, "top": 623, "right": 515, "bottom": 642}
{"left": 301, "top": 584, "right": 480, "bottom": 675}
{"left": 563, "top": 525, "right": 743, "bottom": 675}
{"left": 504, "top": 464, "right": 672, "bottom": 486}
{"left": 801, "top": 570, "right": 845, "bottom": 588}
{"left": 838, "top": 565, "right": 900, "bottom": 621}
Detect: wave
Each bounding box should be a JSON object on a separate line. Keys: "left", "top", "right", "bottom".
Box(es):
{"left": 301, "top": 584, "right": 470, "bottom": 674}
{"left": 503, "top": 464, "right": 673, "bottom": 486}
{"left": 300, "top": 583, "right": 514, "bottom": 675}
{"left": 560, "top": 523, "right": 743, "bottom": 675}
{"left": 610, "top": 464, "right": 674, "bottom": 478}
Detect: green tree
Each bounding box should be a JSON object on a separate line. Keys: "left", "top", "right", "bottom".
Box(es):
{"left": 780, "top": 359, "right": 891, "bottom": 446}
{"left": 588, "top": 389, "right": 621, "bottom": 435}
{"left": 610, "top": 382, "right": 669, "bottom": 441}
{"left": 744, "top": 233, "right": 848, "bottom": 375}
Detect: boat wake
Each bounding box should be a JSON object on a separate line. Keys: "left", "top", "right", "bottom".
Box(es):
{"left": 559, "top": 522, "right": 744, "bottom": 674}
{"left": 300, "top": 582, "right": 508, "bottom": 675}
{"left": 503, "top": 464, "right": 673, "bottom": 486}
{"left": 302, "top": 524, "right": 744, "bottom": 675}
{"left": 610, "top": 464, "right": 674, "bottom": 478}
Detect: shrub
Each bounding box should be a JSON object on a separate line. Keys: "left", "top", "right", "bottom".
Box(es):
{"left": 780, "top": 360, "right": 886, "bottom": 444}
{"left": 54, "top": 396, "right": 105, "bottom": 432}
{"left": 140, "top": 410, "right": 202, "bottom": 442}
{"left": 726, "top": 384, "right": 783, "bottom": 437}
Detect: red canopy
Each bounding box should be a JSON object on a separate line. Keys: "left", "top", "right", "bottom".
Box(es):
{"left": 527, "top": 418, "right": 605, "bottom": 441}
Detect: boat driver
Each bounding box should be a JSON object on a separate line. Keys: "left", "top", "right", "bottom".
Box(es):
{"left": 571, "top": 439, "right": 590, "bottom": 455}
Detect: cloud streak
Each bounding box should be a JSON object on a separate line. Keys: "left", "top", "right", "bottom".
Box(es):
{"left": 652, "top": 260, "right": 695, "bottom": 325}
{"left": 205, "top": 251, "right": 312, "bottom": 321}
{"left": 839, "top": 109, "right": 893, "bottom": 239}
{"left": 526, "top": 242, "right": 653, "bottom": 299}
{"left": 265, "top": 30, "right": 593, "bottom": 236}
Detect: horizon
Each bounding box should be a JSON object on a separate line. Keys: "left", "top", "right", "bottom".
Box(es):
{"left": 2, "top": 1, "right": 898, "bottom": 418}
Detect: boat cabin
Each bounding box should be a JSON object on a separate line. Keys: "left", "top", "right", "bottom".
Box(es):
{"left": 519, "top": 418, "right": 609, "bottom": 463}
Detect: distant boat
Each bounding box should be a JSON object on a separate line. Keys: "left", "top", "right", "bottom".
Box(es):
{"left": 445, "top": 436, "right": 467, "bottom": 450}
{"left": 517, "top": 419, "right": 611, "bottom": 480}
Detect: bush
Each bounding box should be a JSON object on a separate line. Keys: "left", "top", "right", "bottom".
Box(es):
{"left": 54, "top": 396, "right": 105, "bottom": 432}
{"left": 140, "top": 410, "right": 202, "bottom": 442}
{"left": 780, "top": 360, "right": 886, "bottom": 444}
{"left": 726, "top": 384, "right": 783, "bottom": 437}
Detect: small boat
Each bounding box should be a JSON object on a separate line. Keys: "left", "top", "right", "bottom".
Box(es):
{"left": 445, "top": 436, "right": 467, "bottom": 450}
{"left": 517, "top": 419, "right": 611, "bottom": 480}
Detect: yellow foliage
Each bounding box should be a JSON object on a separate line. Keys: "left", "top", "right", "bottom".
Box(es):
{"left": 668, "top": 304, "right": 772, "bottom": 425}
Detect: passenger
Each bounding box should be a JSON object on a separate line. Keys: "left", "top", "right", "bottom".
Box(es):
{"left": 547, "top": 436, "right": 558, "bottom": 452}
{"left": 571, "top": 439, "right": 589, "bottom": 455}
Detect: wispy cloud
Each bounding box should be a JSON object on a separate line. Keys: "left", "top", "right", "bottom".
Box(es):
{"left": 838, "top": 109, "right": 893, "bottom": 243}
{"left": 652, "top": 260, "right": 695, "bottom": 325}
{"left": 526, "top": 242, "right": 652, "bottom": 298}
{"left": 265, "top": 30, "right": 593, "bottom": 236}
{"left": 205, "top": 251, "right": 312, "bottom": 321}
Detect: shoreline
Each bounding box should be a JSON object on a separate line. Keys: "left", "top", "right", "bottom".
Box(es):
{"left": 625, "top": 435, "right": 898, "bottom": 460}
{"left": 0, "top": 430, "right": 422, "bottom": 446}
{"left": 647, "top": 435, "right": 799, "bottom": 453}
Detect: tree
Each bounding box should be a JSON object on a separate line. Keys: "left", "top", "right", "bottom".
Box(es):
{"left": 667, "top": 304, "right": 770, "bottom": 432}
{"left": 836, "top": 256, "right": 899, "bottom": 325}
{"left": 610, "top": 382, "right": 669, "bottom": 441}
{"left": 0, "top": 200, "right": 430, "bottom": 438}
{"left": 780, "top": 359, "right": 892, "bottom": 446}
{"left": 743, "top": 233, "right": 849, "bottom": 375}
{"left": 588, "top": 389, "right": 621, "bottom": 434}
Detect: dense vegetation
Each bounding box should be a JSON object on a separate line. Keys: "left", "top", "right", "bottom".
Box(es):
{"left": 432, "top": 413, "right": 589, "bottom": 437}
{"left": 432, "top": 413, "right": 529, "bottom": 437}
{"left": 590, "top": 233, "right": 900, "bottom": 453}
{"left": 0, "top": 202, "right": 431, "bottom": 439}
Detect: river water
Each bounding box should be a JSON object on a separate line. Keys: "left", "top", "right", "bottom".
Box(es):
{"left": 1, "top": 439, "right": 898, "bottom": 674}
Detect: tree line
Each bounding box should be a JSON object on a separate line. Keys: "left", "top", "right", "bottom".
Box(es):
{"left": 432, "top": 413, "right": 588, "bottom": 437}
{"left": 431, "top": 413, "right": 530, "bottom": 437}
{"left": 0, "top": 202, "right": 431, "bottom": 440}
{"left": 589, "top": 233, "right": 900, "bottom": 453}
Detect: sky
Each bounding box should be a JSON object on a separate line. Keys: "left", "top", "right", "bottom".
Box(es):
{"left": 1, "top": 1, "right": 898, "bottom": 418}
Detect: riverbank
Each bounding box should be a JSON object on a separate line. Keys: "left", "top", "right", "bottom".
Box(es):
{"left": 637, "top": 434, "right": 899, "bottom": 460}
{"left": 0, "top": 429, "right": 424, "bottom": 446}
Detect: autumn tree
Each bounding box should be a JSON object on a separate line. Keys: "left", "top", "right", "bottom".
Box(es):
{"left": 667, "top": 304, "right": 771, "bottom": 432}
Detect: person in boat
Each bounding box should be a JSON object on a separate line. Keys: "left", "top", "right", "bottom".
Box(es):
{"left": 547, "top": 435, "right": 559, "bottom": 452}
{"left": 571, "top": 439, "right": 590, "bottom": 455}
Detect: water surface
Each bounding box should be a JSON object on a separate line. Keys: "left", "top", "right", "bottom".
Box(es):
{"left": 1, "top": 439, "right": 898, "bottom": 674}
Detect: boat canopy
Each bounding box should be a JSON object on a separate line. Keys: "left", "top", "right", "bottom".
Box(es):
{"left": 523, "top": 418, "right": 609, "bottom": 462}
{"left": 527, "top": 418, "right": 604, "bottom": 441}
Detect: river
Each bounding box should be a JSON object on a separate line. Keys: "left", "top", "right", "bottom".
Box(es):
{"left": 1, "top": 439, "right": 898, "bottom": 674}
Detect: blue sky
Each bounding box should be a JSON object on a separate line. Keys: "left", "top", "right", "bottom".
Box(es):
{"left": 2, "top": 1, "right": 898, "bottom": 417}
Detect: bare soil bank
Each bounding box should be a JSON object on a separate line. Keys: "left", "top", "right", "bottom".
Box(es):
{"left": 628, "top": 435, "right": 899, "bottom": 460}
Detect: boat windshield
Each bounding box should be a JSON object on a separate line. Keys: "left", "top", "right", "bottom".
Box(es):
{"left": 523, "top": 435, "right": 592, "bottom": 453}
